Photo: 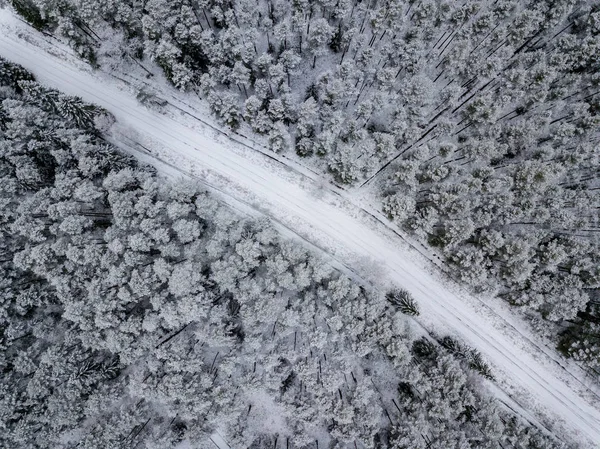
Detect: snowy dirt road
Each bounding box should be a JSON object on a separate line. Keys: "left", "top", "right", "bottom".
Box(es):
{"left": 1, "top": 10, "right": 600, "bottom": 448}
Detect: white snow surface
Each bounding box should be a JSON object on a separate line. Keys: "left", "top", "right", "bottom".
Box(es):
{"left": 2, "top": 9, "right": 600, "bottom": 448}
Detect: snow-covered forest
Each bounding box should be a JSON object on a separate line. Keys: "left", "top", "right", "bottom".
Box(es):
{"left": 9, "top": 0, "right": 598, "bottom": 375}
{"left": 0, "top": 56, "right": 571, "bottom": 448}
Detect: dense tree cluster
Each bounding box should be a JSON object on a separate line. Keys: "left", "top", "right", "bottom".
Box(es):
{"left": 0, "top": 57, "right": 568, "bottom": 448}
{"left": 10, "top": 0, "right": 599, "bottom": 371}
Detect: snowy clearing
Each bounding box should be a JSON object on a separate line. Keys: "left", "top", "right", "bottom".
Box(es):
{"left": 1, "top": 8, "right": 600, "bottom": 448}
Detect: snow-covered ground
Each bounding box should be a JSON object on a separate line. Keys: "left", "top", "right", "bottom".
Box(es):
{"left": 2, "top": 9, "right": 600, "bottom": 448}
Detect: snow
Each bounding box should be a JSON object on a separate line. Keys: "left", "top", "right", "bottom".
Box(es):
{"left": 208, "top": 431, "right": 231, "bottom": 449}
{"left": 246, "top": 389, "right": 289, "bottom": 436}
{"left": 1, "top": 9, "right": 600, "bottom": 448}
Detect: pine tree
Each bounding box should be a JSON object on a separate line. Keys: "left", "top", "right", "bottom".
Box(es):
{"left": 386, "top": 288, "right": 420, "bottom": 316}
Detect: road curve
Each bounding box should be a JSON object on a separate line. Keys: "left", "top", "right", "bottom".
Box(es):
{"left": 1, "top": 10, "right": 599, "bottom": 448}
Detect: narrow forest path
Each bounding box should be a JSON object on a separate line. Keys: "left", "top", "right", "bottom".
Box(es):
{"left": 1, "top": 9, "right": 599, "bottom": 448}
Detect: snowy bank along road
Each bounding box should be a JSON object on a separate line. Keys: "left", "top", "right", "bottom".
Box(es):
{"left": 1, "top": 9, "right": 600, "bottom": 448}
